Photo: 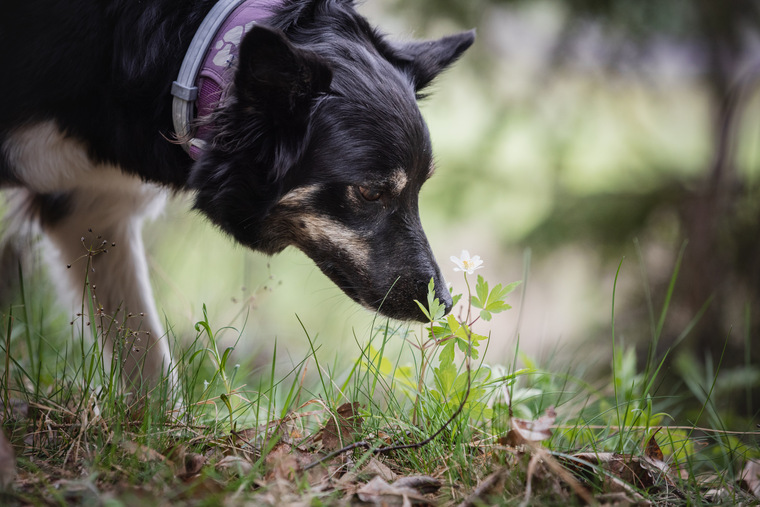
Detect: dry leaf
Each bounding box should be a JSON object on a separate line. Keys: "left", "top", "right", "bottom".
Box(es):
{"left": 362, "top": 457, "right": 397, "bottom": 482}
{"left": 121, "top": 441, "right": 169, "bottom": 463}
{"left": 264, "top": 441, "right": 325, "bottom": 484}
{"left": 337, "top": 456, "right": 396, "bottom": 488}
{"left": 233, "top": 427, "right": 260, "bottom": 447}
{"left": 393, "top": 475, "right": 442, "bottom": 495}
{"left": 570, "top": 450, "right": 681, "bottom": 500}
{"left": 644, "top": 429, "right": 664, "bottom": 462}
{"left": 265, "top": 442, "right": 299, "bottom": 481}
{"left": 572, "top": 453, "right": 651, "bottom": 488}
{"left": 322, "top": 402, "right": 363, "bottom": 451}
{"left": 740, "top": 459, "right": 760, "bottom": 498}
{"left": 183, "top": 453, "right": 206, "bottom": 477}
{"left": 0, "top": 429, "right": 16, "bottom": 490}
{"left": 356, "top": 475, "right": 432, "bottom": 506}
{"left": 504, "top": 406, "right": 557, "bottom": 446}
{"left": 216, "top": 455, "right": 253, "bottom": 477}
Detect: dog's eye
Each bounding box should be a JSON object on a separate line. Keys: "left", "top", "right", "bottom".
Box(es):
{"left": 358, "top": 186, "right": 382, "bottom": 202}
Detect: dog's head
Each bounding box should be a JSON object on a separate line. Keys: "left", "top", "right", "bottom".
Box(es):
{"left": 189, "top": 0, "right": 474, "bottom": 321}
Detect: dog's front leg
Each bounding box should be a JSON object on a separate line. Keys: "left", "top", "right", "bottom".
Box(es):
{"left": 40, "top": 180, "right": 176, "bottom": 399}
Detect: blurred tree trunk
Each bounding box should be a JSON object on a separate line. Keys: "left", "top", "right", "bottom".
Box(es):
{"left": 680, "top": 0, "right": 759, "bottom": 410}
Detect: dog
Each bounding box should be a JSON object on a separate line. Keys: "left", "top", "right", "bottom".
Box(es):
{"left": 0, "top": 0, "right": 473, "bottom": 393}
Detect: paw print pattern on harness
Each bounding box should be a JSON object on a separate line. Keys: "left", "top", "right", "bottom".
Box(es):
{"left": 211, "top": 21, "right": 256, "bottom": 68}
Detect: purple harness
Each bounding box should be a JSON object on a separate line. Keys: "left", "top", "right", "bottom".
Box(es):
{"left": 171, "top": 0, "right": 280, "bottom": 159}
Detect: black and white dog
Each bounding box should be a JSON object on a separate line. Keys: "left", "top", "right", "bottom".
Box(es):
{"left": 0, "top": 0, "right": 473, "bottom": 392}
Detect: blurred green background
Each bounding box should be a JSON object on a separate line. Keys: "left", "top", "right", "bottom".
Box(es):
{"left": 145, "top": 0, "right": 760, "bottom": 397}
{"left": 6, "top": 0, "right": 760, "bottom": 412}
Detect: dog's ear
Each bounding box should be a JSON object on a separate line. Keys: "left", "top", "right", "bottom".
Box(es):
{"left": 389, "top": 30, "right": 475, "bottom": 92}
{"left": 236, "top": 24, "right": 332, "bottom": 116}
{"left": 235, "top": 25, "right": 332, "bottom": 178}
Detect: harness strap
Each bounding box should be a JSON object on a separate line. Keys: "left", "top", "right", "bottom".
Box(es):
{"left": 172, "top": 0, "right": 279, "bottom": 158}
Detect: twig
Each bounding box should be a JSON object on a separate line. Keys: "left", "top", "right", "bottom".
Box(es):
{"left": 549, "top": 424, "right": 760, "bottom": 437}
{"left": 519, "top": 453, "right": 541, "bottom": 507}
{"left": 303, "top": 371, "right": 472, "bottom": 471}
{"left": 456, "top": 468, "right": 507, "bottom": 507}
{"left": 303, "top": 329, "right": 474, "bottom": 472}
{"left": 533, "top": 445, "right": 594, "bottom": 504}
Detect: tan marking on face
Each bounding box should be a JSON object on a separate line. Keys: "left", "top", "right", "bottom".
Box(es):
{"left": 390, "top": 169, "right": 408, "bottom": 195}
{"left": 276, "top": 184, "right": 321, "bottom": 208}
{"left": 295, "top": 214, "right": 370, "bottom": 267}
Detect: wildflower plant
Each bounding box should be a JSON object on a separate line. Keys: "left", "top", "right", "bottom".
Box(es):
{"left": 370, "top": 250, "right": 521, "bottom": 426}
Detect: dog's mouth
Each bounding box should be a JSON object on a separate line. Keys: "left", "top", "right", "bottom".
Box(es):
{"left": 320, "top": 261, "right": 364, "bottom": 307}
{"left": 315, "top": 258, "right": 451, "bottom": 322}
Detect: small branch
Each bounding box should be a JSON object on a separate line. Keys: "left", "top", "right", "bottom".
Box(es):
{"left": 304, "top": 276, "right": 478, "bottom": 472}
{"left": 456, "top": 468, "right": 507, "bottom": 507}
{"left": 303, "top": 343, "right": 474, "bottom": 472}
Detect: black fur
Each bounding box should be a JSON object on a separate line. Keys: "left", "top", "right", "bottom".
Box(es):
{"left": 0, "top": 0, "right": 474, "bottom": 321}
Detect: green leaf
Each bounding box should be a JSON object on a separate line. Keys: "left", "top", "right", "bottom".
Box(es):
{"left": 427, "top": 278, "right": 446, "bottom": 322}
{"left": 415, "top": 278, "right": 446, "bottom": 323}
{"left": 220, "top": 346, "right": 235, "bottom": 370}
{"left": 434, "top": 361, "right": 457, "bottom": 393}
{"left": 447, "top": 314, "right": 466, "bottom": 339}
{"left": 363, "top": 345, "right": 394, "bottom": 377}
{"left": 220, "top": 393, "right": 233, "bottom": 414}
{"left": 439, "top": 340, "right": 456, "bottom": 367}
{"left": 188, "top": 348, "right": 211, "bottom": 364}
{"left": 414, "top": 299, "right": 432, "bottom": 321}
{"left": 474, "top": 279, "right": 521, "bottom": 320}
{"left": 394, "top": 366, "right": 417, "bottom": 390}
{"left": 454, "top": 332, "right": 487, "bottom": 359}
{"left": 430, "top": 323, "right": 452, "bottom": 340}
{"left": 495, "top": 280, "right": 522, "bottom": 300}
{"left": 472, "top": 275, "right": 489, "bottom": 310}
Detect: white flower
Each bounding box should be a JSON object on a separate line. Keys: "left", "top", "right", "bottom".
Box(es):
{"left": 451, "top": 250, "right": 484, "bottom": 275}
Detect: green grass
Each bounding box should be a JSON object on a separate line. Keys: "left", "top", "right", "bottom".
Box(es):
{"left": 1, "top": 253, "right": 759, "bottom": 506}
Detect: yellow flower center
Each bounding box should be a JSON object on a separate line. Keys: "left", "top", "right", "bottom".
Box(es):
{"left": 462, "top": 259, "right": 475, "bottom": 270}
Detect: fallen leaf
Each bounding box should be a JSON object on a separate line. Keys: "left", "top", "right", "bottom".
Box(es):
{"left": 264, "top": 441, "right": 326, "bottom": 484}
{"left": 233, "top": 427, "right": 259, "bottom": 447}
{"left": 322, "top": 402, "right": 363, "bottom": 451}
{"left": 740, "top": 459, "right": 760, "bottom": 498}
{"left": 393, "top": 475, "right": 442, "bottom": 495}
{"left": 183, "top": 453, "right": 206, "bottom": 478}
{"left": 644, "top": 429, "right": 664, "bottom": 462}
{"left": 264, "top": 442, "right": 299, "bottom": 481}
{"left": 52, "top": 478, "right": 101, "bottom": 504}
{"left": 216, "top": 455, "right": 253, "bottom": 477}
{"left": 120, "top": 441, "right": 169, "bottom": 463}
{"left": 362, "top": 457, "right": 397, "bottom": 482}
{"left": 0, "top": 429, "right": 16, "bottom": 490}
{"left": 503, "top": 406, "right": 556, "bottom": 446}
{"left": 704, "top": 487, "right": 734, "bottom": 503}
{"left": 337, "top": 456, "right": 396, "bottom": 489}
{"left": 568, "top": 450, "right": 681, "bottom": 500}
{"left": 356, "top": 475, "right": 432, "bottom": 506}
{"left": 164, "top": 444, "right": 206, "bottom": 480}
